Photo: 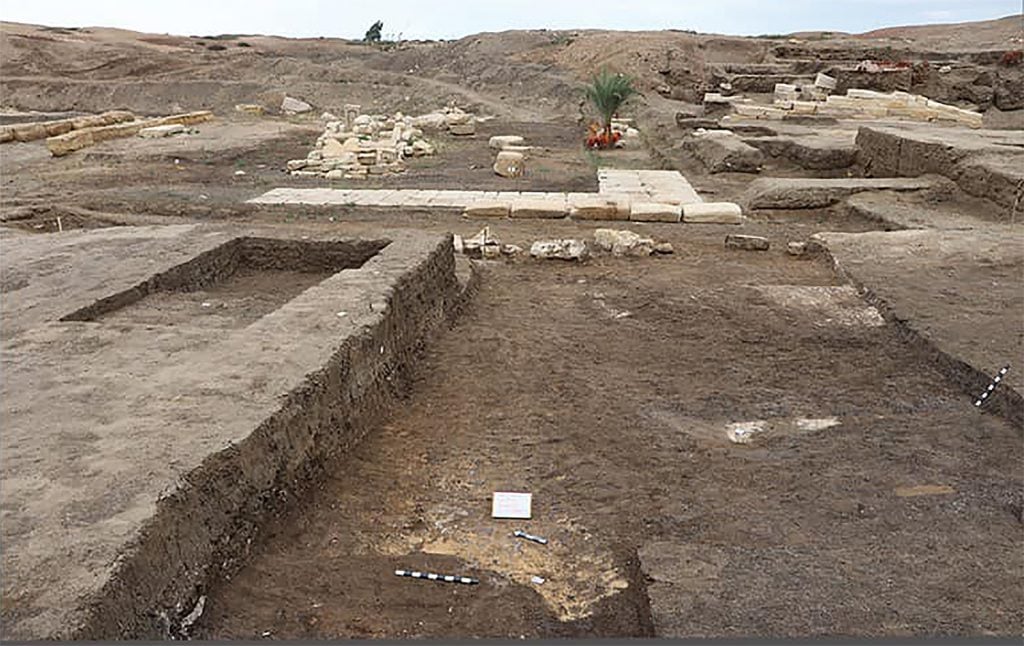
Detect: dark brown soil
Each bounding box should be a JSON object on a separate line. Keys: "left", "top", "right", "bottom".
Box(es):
{"left": 99, "top": 267, "right": 335, "bottom": 329}
{"left": 196, "top": 251, "right": 1023, "bottom": 639}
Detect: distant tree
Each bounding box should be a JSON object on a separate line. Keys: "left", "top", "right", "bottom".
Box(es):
{"left": 364, "top": 20, "right": 383, "bottom": 43}
{"left": 584, "top": 69, "right": 637, "bottom": 148}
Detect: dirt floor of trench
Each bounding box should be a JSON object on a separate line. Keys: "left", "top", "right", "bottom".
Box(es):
{"left": 193, "top": 243, "right": 1023, "bottom": 639}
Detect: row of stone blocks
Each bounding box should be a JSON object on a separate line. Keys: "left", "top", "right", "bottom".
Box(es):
{"left": 0, "top": 110, "right": 136, "bottom": 144}
{"left": 46, "top": 111, "right": 215, "bottom": 156}
{"left": 465, "top": 198, "right": 743, "bottom": 223}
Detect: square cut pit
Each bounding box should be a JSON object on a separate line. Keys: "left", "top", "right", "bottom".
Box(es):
{"left": 61, "top": 236, "right": 389, "bottom": 328}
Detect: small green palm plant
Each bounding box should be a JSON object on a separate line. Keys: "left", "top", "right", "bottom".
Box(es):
{"left": 583, "top": 69, "right": 637, "bottom": 149}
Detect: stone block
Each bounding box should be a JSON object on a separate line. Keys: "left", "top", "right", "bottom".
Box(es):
{"left": 489, "top": 135, "right": 525, "bottom": 149}
{"left": 494, "top": 151, "right": 525, "bottom": 178}
{"left": 593, "top": 229, "right": 655, "bottom": 256}
{"left": 463, "top": 200, "right": 511, "bottom": 218}
{"left": 569, "top": 196, "right": 629, "bottom": 221}
{"left": 511, "top": 199, "right": 568, "bottom": 219}
{"left": 530, "top": 239, "right": 588, "bottom": 260}
{"left": 282, "top": 96, "right": 312, "bottom": 114}
{"left": 449, "top": 122, "right": 475, "bottom": 136}
{"left": 725, "top": 234, "right": 769, "bottom": 250}
{"left": 682, "top": 202, "right": 743, "bottom": 224}
{"left": 235, "top": 103, "right": 265, "bottom": 115}
{"left": 138, "top": 124, "right": 185, "bottom": 138}
{"left": 629, "top": 202, "right": 682, "bottom": 223}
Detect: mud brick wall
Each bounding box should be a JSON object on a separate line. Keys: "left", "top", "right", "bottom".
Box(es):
{"left": 67, "top": 236, "right": 460, "bottom": 638}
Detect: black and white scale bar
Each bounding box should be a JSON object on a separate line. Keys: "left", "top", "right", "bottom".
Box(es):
{"left": 974, "top": 366, "right": 1010, "bottom": 407}
{"left": 394, "top": 569, "right": 478, "bottom": 585}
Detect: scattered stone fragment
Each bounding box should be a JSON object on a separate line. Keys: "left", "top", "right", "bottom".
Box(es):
{"left": 281, "top": 96, "right": 313, "bottom": 114}
{"left": 461, "top": 227, "right": 502, "bottom": 259}
{"left": 725, "top": 234, "right": 769, "bottom": 251}
{"left": 727, "top": 420, "right": 767, "bottom": 444}
{"left": 494, "top": 151, "right": 525, "bottom": 178}
{"left": 501, "top": 244, "right": 524, "bottom": 256}
{"left": 530, "top": 239, "right": 588, "bottom": 261}
{"left": 593, "top": 229, "right": 655, "bottom": 256}
{"left": 235, "top": 103, "right": 264, "bottom": 115}
{"left": 681, "top": 202, "right": 743, "bottom": 224}
{"left": 787, "top": 241, "right": 808, "bottom": 256}
{"left": 653, "top": 242, "right": 674, "bottom": 254}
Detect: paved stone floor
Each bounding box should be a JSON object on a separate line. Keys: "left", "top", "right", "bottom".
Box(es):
{"left": 248, "top": 168, "right": 706, "bottom": 210}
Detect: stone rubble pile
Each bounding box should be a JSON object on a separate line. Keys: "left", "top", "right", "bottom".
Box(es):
{"left": 710, "top": 82, "right": 982, "bottom": 128}
{"left": 286, "top": 104, "right": 479, "bottom": 179}
{"left": 594, "top": 229, "right": 674, "bottom": 256}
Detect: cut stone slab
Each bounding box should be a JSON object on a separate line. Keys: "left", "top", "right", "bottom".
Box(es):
{"left": 630, "top": 202, "right": 682, "bottom": 223}
{"left": 725, "top": 234, "right": 769, "bottom": 251}
{"left": 682, "top": 202, "right": 743, "bottom": 224}
{"left": 741, "top": 176, "right": 937, "bottom": 210}
{"left": 137, "top": 124, "right": 185, "bottom": 138}
{"left": 684, "top": 129, "right": 765, "bottom": 174}
{"left": 494, "top": 150, "right": 525, "bottom": 178}
{"left": 449, "top": 122, "right": 476, "bottom": 136}
{"left": 489, "top": 135, "right": 525, "bottom": 149}
{"left": 569, "top": 196, "right": 629, "bottom": 221}
{"left": 530, "top": 239, "right": 588, "bottom": 260}
{"left": 281, "top": 96, "right": 312, "bottom": 114}
{"left": 511, "top": 199, "right": 568, "bottom": 220}
{"left": 463, "top": 200, "right": 511, "bottom": 218}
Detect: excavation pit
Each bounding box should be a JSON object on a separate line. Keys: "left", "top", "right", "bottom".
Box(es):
{"left": 61, "top": 236, "right": 389, "bottom": 328}
{"left": 0, "top": 224, "right": 464, "bottom": 639}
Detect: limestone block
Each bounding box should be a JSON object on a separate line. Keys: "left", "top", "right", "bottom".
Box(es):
{"left": 814, "top": 73, "right": 837, "bottom": 90}
{"left": 629, "top": 202, "right": 682, "bottom": 223}
{"left": 530, "top": 239, "right": 588, "bottom": 260}
{"left": 138, "top": 124, "right": 185, "bottom": 138}
{"left": 732, "top": 104, "right": 786, "bottom": 119}
{"left": 489, "top": 135, "right": 525, "bottom": 149}
{"left": 494, "top": 151, "right": 525, "bottom": 178}
{"left": 511, "top": 198, "right": 568, "bottom": 219}
{"left": 725, "top": 234, "right": 769, "bottom": 250}
{"left": 412, "top": 113, "right": 447, "bottom": 129}
{"left": 682, "top": 202, "right": 743, "bottom": 224}
{"left": 445, "top": 111, "right": 473, "bottom": 126}
{"left": 12, "top": 123, "right": 49, "bottom": 142}
{"left": 593, "top": 229, "right": 655, "bottom": 256}
{"left": 569, "top": 196, "right": 629, "bottom": 221}
{"left": 0, "top": 129, "right": 13, "bottom": 143}
{"left": 281, "top": 96, "right": 313, "bottom": 114}
{"left": 449, "top": 122, "right": 476, "bottom": 136}
{"left": 464, "top": 200, "right": 511, "bottom": 218}
{"left": 44, "top": 121, "right": 74, "bottom": 137}
{"left": 235, "top": 104, "right": 265, "bottom": 115}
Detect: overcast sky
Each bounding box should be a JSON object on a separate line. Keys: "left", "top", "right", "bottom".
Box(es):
{"left": 1, "top": 0, "right": 1019, "bottom": 40}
